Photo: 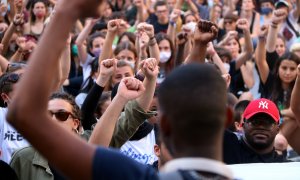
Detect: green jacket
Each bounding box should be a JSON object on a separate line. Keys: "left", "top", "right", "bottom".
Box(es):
{"left": 10, "top": 100, "right": 155, "bottom": 180}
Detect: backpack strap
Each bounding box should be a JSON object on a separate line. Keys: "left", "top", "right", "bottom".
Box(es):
{"left": 286, "top": 18, "right": 300, "bottom": 37}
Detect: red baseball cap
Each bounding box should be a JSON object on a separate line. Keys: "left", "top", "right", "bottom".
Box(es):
{"left": 243, "top": 98, "right": 280, "bottom": 123}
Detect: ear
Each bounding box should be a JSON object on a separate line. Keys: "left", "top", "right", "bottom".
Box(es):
{"left": 72, "top": 119, "right": 80, "bottom": 130}
{"left": 154, "top": 144, "right": 161, "bottom": 157}
{"left": 225, "top": 106, "right": 234, "bottom": 128}
{"left": 1, "top": 93, "right": 10, "bottom": 104}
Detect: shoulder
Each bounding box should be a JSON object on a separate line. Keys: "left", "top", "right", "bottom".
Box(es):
{"left": 93, "top": 147, "right": 158, "bottom": 180}
{"left": 11, "top": 146, "right": 36, "bottom": 162}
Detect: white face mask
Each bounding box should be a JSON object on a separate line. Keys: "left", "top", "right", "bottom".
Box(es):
{"left": 159, "top": 51, "right": 171, "bottom": 63}
{"left": 124, "top": 60, "right": 135, "bottom": 69}
{"left": 224, "top": 63, "right": 230, "bottom": 73}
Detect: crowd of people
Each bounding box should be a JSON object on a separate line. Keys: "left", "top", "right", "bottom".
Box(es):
{"left": 0, "top": 0, "right": 300, "bottom": 179}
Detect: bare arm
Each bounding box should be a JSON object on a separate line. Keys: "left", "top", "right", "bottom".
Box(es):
{"left": 240, "top": 62, "right": 254, "bottom": 89}
{"left": 0, "top": 54, "right": 9, "bottom": 72}
{"left": 186, "top": 20, "right": 218, "bottom": 64}
{"left": 98, "top": 19, "right": 119, "bottom": 63}
{"left": 167, "top": 9, "right": 181, "bottom": 45}
{"left": 235, "top": 19, "right": 253, "bottom": 69}
{"left": 89, "top": 77, "right": 145, "bottom": 146}
{"left": 6, "top": 0, "right": 105, "bottom": 179}
{"left": 75, "top": 19, "right": 96, "bottom": 64}
{"left": 255, "top": 25, "right": 269, "bottom": 84}
{"left": 291, "top": 66, "right": 300, "bottom": 122}
{"left": 58, "top": 38, "right": 71, "bottom": 88}
{"left": 207, "top": 42, "right": 228, "bottom": 75}
{"left": 292, "top": 0, "right": 300, "bottom": 20}
{"left": 266, "top": 9, "right": 287, "bottom": 52}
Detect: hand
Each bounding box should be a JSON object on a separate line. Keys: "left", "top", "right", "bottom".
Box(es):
{"left": 272, "top": 9, "right": 287, "bottom": 24}
{"left": 194, "top": 20, "right": 218, "bottom": 45}
{"left": 137, "top": 23, "right": 154, "bottom": 38}
{"left": 258, "top": 25, "right": 269, "bottom": 38}
{"left": 221, "top": 73, "right": 231, "bottom": 88}
{"left": 139, "top": 31, "right": 150, "bottom": 50}
{"left": 0, "top": 3, "right": 7, "bottom": 15}
{"left": 86, "top": 18, "right": 99, "bottom": 26}
{"left": 14, "top": 0, "right": 23, "bottom": 11}
{"left": 236, "top": 19, "right": 249, "bottom": 31}
{"left": 99, "top": 59, "right": 117, "bottom": 85}
{"left": 176, "top": 32, "right": 188, "bottom": 45}
{"left": 117, "top": 77, "right": 145, "bottom": 101}
{"left": 170, "top": 9, "right": 181, "bottom": 22}
{"left": 13, "top": 13, "right": 24, "bottom": 26}
{"left": 0, "top": 23, "right": 8, "bottom": 33}
{"left": 140, "top": 58, "right": 159, "bottom": 80}
{"left": 206, "top": 42, "right": 216, "bottom": 56}
{"left": 134, "top": 0, "right": 144, "bottom": 8}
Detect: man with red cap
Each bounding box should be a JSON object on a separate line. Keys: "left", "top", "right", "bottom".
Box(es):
{"left": 223, "top": 98, "right": 291, "bottom": 164}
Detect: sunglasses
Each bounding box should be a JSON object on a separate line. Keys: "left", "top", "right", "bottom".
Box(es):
{"left": 49, "top": 110, "right": 75, "bottom": 121}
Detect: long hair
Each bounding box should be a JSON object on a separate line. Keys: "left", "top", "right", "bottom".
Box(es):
{"left": 270, "top": 52, "right": 300, "bottom": 108}
{"left": 29, "top": 0, "right": 48, "bottom": 24}
{"left": 155, "top": 33, "right": 175, "bottom": 75}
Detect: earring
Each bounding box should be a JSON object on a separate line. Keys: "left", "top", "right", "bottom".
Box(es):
{"left": 73, "top": 128, "right": 79, "bottom": 134}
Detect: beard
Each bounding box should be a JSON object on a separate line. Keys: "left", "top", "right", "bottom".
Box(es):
{"left": 244, "top": 132, "right": 274, "bottom": 151}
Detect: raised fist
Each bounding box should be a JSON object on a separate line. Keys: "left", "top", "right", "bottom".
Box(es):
{"left": 194, "top": 20, "right": 218, "bottom": 45}
{"left": 236, "top": 19, "right": 250, "bottom": 31}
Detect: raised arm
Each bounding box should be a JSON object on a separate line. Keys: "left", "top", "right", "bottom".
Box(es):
{"left": 58, "top": 36, "right": 72, "bottom": 88}
{"left": 81, "top": 58, "right": 116, "bottom": 130}
{"left": 89, "top": 77, "right": 145, "bottom": 146}
{"left": 7, "top": 0, "right": 105, "bottom": 179}
{"left": 90, "top": 58, "right": 158, "bottom": 147}
{"left": 167, "top": 9, "right": 181, "bottom": 45}
{"left": 1, "top": 13, "right": 24, "bottom": 56}
{"left": 207, "top": 42, "right": 228, "bottom": 74}
{"left": 266, "top": 9, "right": 287, "bottom": 52}
{"left": 255, "top": 25, "right": 269, "bottom": 84}
{"left": 234, "top": 19, "right": 253, "bottom": 69}
{"left": 98, "top": 19, "right": 119, "bottom": 63}
{"left": 186, "top": 20, "right": 218, "bottom": 64}
{"left": 291, "top": 65, "right": 300, "bottom": 122}
{"left": 134, "top": 0, "right": 148, "bottom": 23}
{"left": 75, "top": 19, "right": 97, "bottom": 64}
{"left": 292, "top": 0, "right": 300, "bottom": 20}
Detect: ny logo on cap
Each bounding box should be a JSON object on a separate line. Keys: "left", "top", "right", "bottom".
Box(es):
{"left": 259, "top": 101, "right": 268, "bottom": 109}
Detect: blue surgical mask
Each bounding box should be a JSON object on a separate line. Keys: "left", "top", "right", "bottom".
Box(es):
{"left": 260, "top": 7, "right": 273, "bottom": 15}
{"left": 92, "top": 48, "right": 101, "bottom": 57}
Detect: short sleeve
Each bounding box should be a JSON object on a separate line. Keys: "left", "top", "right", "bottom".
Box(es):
{"left": 92, "top": 147, "right": 158, "bottom": 180}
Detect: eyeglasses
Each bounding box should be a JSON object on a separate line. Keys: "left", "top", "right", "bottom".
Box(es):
{"left": 49, "top": 110, "right": 75, "bottom": 121}
{"left": 244, "top": 118, "right": 277, "bottom": 129}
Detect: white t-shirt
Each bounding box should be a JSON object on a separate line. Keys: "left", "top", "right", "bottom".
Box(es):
{"left": 279, "top": 12, "right": 300, "bottom": 49}
{"left": 80, "top": 54, "right": 94, "bottom": 88}
{"left": 0, "top": 107, "right": 29, "bottom": 163}
{"left": 120, "top": 130, "right": 158, "bottom": 165}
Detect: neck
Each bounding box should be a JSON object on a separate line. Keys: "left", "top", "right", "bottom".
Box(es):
{"left": 35, "top": 17, "right": 44, "bottom": 23}
{"left": 243, "top": 136, "right": 274, "bottom": 154}
{"left": 282, "top": 82, "right": 289, "bottom": 90}
{"left": 174, "top": 143, "right": 223, "bottom": 162}
{"left": 159, "top": 18, "right": 168, "bottom": 24}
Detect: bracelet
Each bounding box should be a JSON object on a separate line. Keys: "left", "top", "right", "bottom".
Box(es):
{"left": 271, "top": 22, "right": 278, "bottom": 28}
{"left": 169, "top": 21, "right": 176, "bottom": 27}
{"left": 148, "top": 37, "right": 157, "bottom": 46}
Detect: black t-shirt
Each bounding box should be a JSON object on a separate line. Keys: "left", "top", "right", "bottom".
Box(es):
{"left": 223, "top": 130, "right": 290, "bottom": 164}
{"left": 229, "top": 61, "right": 248, "bottom": 97}
{"left": 147, "top": 14, "right": 169, "bottom": 34}
{"left": 266, "top": 51, "right": 279, "bottom": 73}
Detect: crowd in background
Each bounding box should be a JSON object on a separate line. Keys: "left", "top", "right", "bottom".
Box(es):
{"left": 0, "top": 0, "right": 299, "bottom": 179}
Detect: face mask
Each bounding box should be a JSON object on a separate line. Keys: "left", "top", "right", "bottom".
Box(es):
{"left": 125, "top": 60, "right": 135, "bottom": 69}
{"left": 224, "top": 63, "right": 230, "bottom": 73}
{"left": 35, "top": 11, "right": 45, "bottom": 19}
{"left": 260, "top": 7, "right": 273, "bottom": 15}
{"left": 159, "top": 51, "right": 171, "bottom": 63}
{"left": 72, "top": 44, "right": 78, "bottom": 56}
{"left": 92, "top": 48, "right": 101, "bottom": 57}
